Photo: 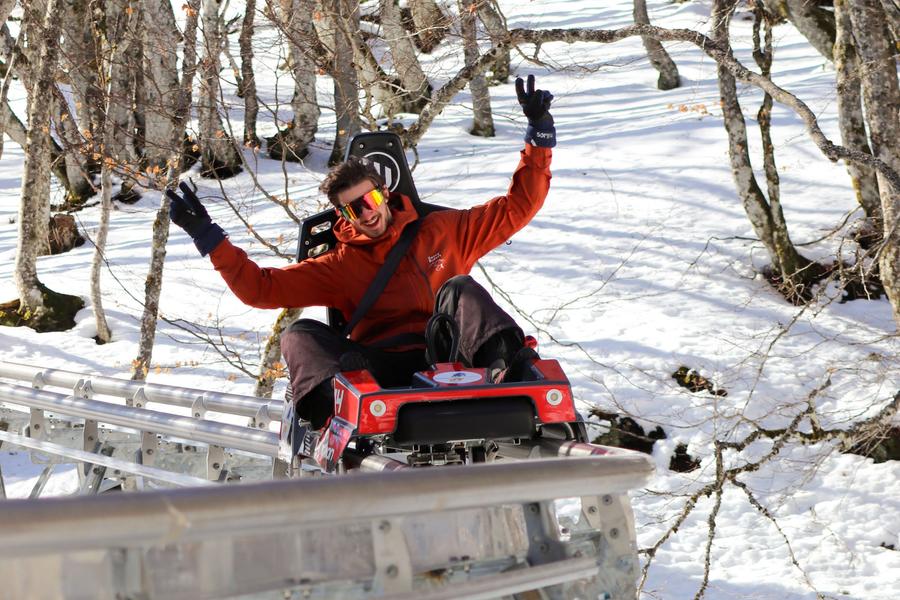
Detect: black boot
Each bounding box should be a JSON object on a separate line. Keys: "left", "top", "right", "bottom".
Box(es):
{"left": 474, "top": 328, "right": 538, "bottom": 383}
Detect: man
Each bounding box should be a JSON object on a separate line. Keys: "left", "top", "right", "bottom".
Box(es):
{"left": 168, "top": 75, "right": 556, "bottom": 430}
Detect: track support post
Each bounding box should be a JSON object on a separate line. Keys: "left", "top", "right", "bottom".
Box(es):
{"left": 207, "top": 445, "right": 226, "bottom": 480}
{"left": 371, "top": 518, "right": 413, "bottom": 595}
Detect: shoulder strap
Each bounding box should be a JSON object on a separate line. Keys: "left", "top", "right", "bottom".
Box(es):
{"left": 343, "top": 218, "right": 424, "bottom": 338}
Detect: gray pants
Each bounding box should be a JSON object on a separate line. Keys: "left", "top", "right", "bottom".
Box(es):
{"left": 280, "top": 275, "right": 523, "bottom": 428}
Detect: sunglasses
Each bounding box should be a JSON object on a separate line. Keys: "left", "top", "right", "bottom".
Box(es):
{"left": 336, "top": 188, "right": 385, "bottom": 222}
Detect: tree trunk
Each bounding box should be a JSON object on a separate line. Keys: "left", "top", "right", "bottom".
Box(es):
{"left": 763, "top": 0, "right": 836, "bottom": 61}
{"left": 833, "top": 0, "right": 882, "bottom": 223}
{"left": 17, "top": 1, "right": 95, "bottom": 206}
{"left": 239, "top": 0, "right": 261, "bottom": 147}
{"left": 2, "top": 101, "right": 72, "bottom": 188}
{"left": 58, "top": 0, "right": 104, "bottom": 163}
{"left": 4, "top": 5, "right": 89, "bottom": 203}
{"left": 255, "top": 308, "right": 301, "bottom": 398}
{"left": 846, "top": 0, "right": 900, "bottom": 326}
{"left": 0, "top": 16, "right": 19, "bottom": 161}
{"left": 103, "top": 0, "right": 139, "bottom": 166}
{"left": 90, "top": 164, "right": 113, "bottom": 344}
{"left": 753, "top": 7, "right": 819, "bottom": 296}
{"left": 140, "top": 0, "right": 182, "bottom": 170}
{"left": 132, "top": 0, "right": 203, "bottom": 381}
{"left": 879, "top": 0, "right": 900, "bottom": 42}
{"left": 0, "top": 0, "right": 15, "bottom": 25}
{"left": 634, "top": 0, "right": 680, "bottom": 90}
{"left": 408, "top": 0, "right": 448, "bottom": 53}
{"left": 90, "top": 0, "right": 138, "bottom": 345}
{"left": 460, "top": 0, "right": 494, "bottom": 137}
{"left": 14, "top": 0, "right": 66, "bottom": 320}
{"left": 319, "top": 0, "right": 361, "bottom": 165}
{"left": 315, "top": 0, "right": 403, "bottom": 120}
{"left": 476, "top": 0, "right": 510, "bottom": 84}
{"left": 267, "top": 0, "right": 320, "bottom": 162}
{"left": 198, "top": 0, "right": 243, "bottom": 178}
{"left": 381, "top": 0, "right": 431, "bottom": 112}
{"left": 712, "top": 0, "right": 814, "bottom": 298}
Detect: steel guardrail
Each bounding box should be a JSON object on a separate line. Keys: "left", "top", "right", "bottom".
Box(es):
{"left": 0, "top": 454, "right": 653, "bottom": 555}
{"left": 0, "top": 382, "right": 278, "bottom": 457}
{"left": 0, "top": 361, "right": 284, "bottom": 423}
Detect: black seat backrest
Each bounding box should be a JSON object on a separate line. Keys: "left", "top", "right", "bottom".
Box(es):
{"left": 295, "top": 131, "right": 445, "bottom": 329}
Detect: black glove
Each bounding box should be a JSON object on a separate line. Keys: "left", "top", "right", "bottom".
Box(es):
{"left": 166, "top": 181, "right": 227, "bottom": 257}
{"left": 515, "top": 74, "right": 556, "bottom": 148}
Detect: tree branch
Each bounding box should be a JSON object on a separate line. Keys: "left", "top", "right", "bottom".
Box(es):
{"left": 504, "top": 25, "right": 900, "bottom": 193}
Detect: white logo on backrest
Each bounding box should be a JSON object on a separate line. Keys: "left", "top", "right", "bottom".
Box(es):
{"left": 364, "top": 151, "right": 402, "bottom": 191}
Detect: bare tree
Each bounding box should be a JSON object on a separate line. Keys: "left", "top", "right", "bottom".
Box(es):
{"left": 198, "top": 0, "right": 243, "bottom": 177}
{"left": 0, "top": 0, "right": 20, "bottom": 160}
{"left": 90, "top": 0, "right": 139, "bottom": 345}
{"left": 266, "top": 0, "right": 320, "bottom": 161}
{"left": 57, "top": 0, "right": 104, "bottom": 183}
{"left": 239, "top": 0, "right": 261, "bottom": 147}
{"left": 317, "top": 0, "right": 361, "bottom": 164}
{"left": 833, "top": 0, "right": 882, "bottom": 225}
{"left": 476, "top": 0, "right": 510, "bottom": 84}
{"left": 255, "top": 308, "right": 301, "bottom": 397}
{"left": 380, "top": 0, "right": 431, "bottom": 112}
{"left": 711, "top": 0, "right": 821, "bottom": 301}
{"left": 140, "top": 0, "right": 184, "bottom": 170}
{"left": 343, "top": 6, "right": 409, "bottom": 119}
{"left": 880, "top": 0, "right": 900, "bottom": 41}
{"left": 5, "top": 0, "right": 96, "bottom": 206}
{"left": 6, "top": 0, "right": 83, "bottom": 331}
{"left": 132, "top": 0, "right": 203, "bottom": 380}
{"left": 762, "top": 0, "right": 836, "bottom": 60}
{"left": 101, "top": 0, "right": 139, "bottom": 168}
{"left": 845, "top": 0, "right": 900, "bottom": 323}
{"left": 408, "top": 0, "right": 449, "bottom": 53}
{"left": 633, "top": 0, "right": 680, "bottom": 90}
{"left": 460, "top": 0, "right": 494, "bottom": 137}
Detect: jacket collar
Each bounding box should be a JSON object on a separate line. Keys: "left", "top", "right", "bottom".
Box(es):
{"left": 333, "top": 192, "right": 418, "bottom": 249}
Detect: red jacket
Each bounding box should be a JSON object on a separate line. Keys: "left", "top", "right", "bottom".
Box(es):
{"left": 209, "top": 145, "right": 552, "bottom": 346}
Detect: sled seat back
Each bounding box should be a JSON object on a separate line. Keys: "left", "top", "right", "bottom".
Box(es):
{"left": 295, "top": 131, "right": 445, "bottom": 330}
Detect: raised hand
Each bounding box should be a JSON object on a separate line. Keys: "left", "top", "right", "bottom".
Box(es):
{"left": 166, "top": 181, "right": 227, "bottom": 256}
{"left": 515, "top": 74, "right": 556, "bottom": 148}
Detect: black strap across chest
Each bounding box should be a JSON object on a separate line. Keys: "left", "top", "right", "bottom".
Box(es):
{"left": 342, "top": 218, "right": 424, "bottom": 338}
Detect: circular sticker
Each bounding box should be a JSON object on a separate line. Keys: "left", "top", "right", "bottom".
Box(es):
{"left": 364, "top": 151, "right": 402, "bottom": 192}
{"left": 433, "top": 371, "right": 483, "bottom": 385}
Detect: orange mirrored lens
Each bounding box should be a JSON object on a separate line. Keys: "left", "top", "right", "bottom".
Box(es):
{"left": 337, "top": 188, "right": 384, "bottom": 221}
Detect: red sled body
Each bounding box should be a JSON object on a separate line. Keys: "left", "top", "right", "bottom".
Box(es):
{"left": 300, "top": 357, "right": 589, "bottom": 473}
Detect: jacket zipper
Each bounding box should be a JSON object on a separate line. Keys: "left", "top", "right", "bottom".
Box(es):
{"left": 411, "top": 254, "right": 435, "bottom": 303}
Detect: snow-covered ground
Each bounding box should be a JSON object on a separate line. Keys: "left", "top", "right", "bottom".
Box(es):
{"left": 1, "top": 1, "right": 898, "bottom": 597}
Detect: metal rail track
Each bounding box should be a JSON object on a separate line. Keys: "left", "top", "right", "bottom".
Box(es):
{"left": 0, "top": 360, "right": 284, "bottom": 427}
{"left": 0, "top": 361, "right": 654, "bottom": 598}
{"left": 0, "top": 455, "right": 654, "bottom": 599}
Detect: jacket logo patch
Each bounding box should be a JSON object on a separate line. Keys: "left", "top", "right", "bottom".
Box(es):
{"left": 427, "top": 252, "right": 445, "bottom": 272}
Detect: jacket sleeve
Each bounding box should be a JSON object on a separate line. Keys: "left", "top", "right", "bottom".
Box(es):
{"left": 453, "top": 145, "right": 552, "bottom": 269}
{"left": 208, "top": 239, "right": 339, "bottom": 309}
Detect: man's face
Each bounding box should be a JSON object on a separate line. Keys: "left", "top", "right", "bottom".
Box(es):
{"left": 336, "top": 179, "right": 392, "bottom": 239}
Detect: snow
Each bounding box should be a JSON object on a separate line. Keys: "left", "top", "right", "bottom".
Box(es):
{"left": 1, "top": 1, "right": 899, "bottom": 598}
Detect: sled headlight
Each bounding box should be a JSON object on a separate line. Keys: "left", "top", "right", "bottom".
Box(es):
{"left": 369, "top": 400, "right": 387, "bottom": 417}
{"left": 546, "top": 389, "right": 564, "bottom": 406}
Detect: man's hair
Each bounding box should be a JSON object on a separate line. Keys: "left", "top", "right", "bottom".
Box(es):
{"left": 319, "top": 156, "right": 385, "bottom": 205}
